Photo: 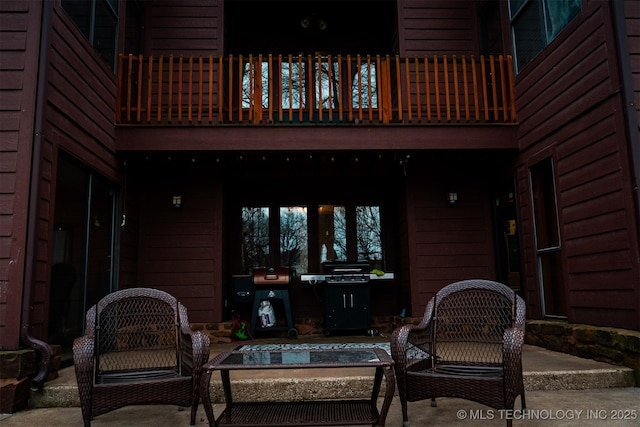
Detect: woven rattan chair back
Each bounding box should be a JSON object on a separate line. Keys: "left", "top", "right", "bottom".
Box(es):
{"left": 391, "top": 279, "right": 526, "bottom": 427}
{"left": 73, "top": 287, "right": 210, "bottom": 427}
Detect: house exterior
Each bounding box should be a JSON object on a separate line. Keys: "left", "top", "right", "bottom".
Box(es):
{"left": 1, "top": 0, "right": 638, "bottom": 386}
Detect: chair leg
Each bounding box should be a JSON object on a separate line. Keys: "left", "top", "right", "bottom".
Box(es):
{"left": 520, "top": 390, "right": 526, "bottom": 410}
{"left": 401, "top": 398, "right": 409, "bottom": 425}
{"left": 431, "top": 397, "right": 437, "bottom": 407}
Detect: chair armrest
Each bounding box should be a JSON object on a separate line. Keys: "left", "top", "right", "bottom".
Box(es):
{"left": 191, "top": 330, "right": 211, "bottom": 372}
{"left": 73, "top": 335, "right": 95, "bottom": 400}
{"left": 391, "top": 324, "right": 417, "bottom": 374}
{"left": 502, "top": 327, "right": 525, "bottom": 395}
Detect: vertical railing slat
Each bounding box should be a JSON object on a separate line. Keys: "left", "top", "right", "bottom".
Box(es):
{"left": 228, "top": 55, "right": 233, "bottom": 123}
{"left": 284, "top": 55, "right": 289, "bottom": 123}
{"left": 404, "top": 57, "right": 412, "bottom": 122}
{"left": 347, "top": 55, "right": 353, "bottom": 122}
{"left": 247, "top": 55, "right": 253, "bottom": 122}
{"left": 167, "top": 55, "right": 173, "bottom": 122}
{"left": 217, "top": 56, "right": 223, "bottom": 123}
{"left": 443, "top": 55, "right": 451, "bottom": 122}
{"left": 307, "top": 55, "right": 313, "bottom": 122}
{"left": 452, "top": 55, "right": 460, "bottom": 122}
{"left": 395, "top": 55, "right": 402, "bottom": 122}
{"left": 490, "top": 55, "right": 498, "bottom": 121}
{"left": 471, "top": 55, "right": 479, "bottom": 121}
{"left": 424, "top": 56, "right": 431, "bottom": 122}
{"left": 317, "top": 55, "right": 323, "bottom": 120}
{"left": 507, "top": 55, "right": 517, "bottom": 122}
{"left": 376, "top": 55, "right": 383, "bottom": 122}
{"left": 256, "top": 54, "right": 263, "bottom": 124}
{"left": 208, "top": 55, "right": 213, "bottom": 123}
{"left": 414, "top": 57, "right": 421, "bottom": 122}
{"left": 146, "top": 55, "right": 153, "bottom": 123}
{"left": 269, "top": 54, "right": 274, "bottom": 123}
{"left": 433, "top": 55, "right": 440, "bottom": 121}
{"left": 480, "top": 55, "right": 489, "bottom": 121}
{"left": 298, "top": 55, "right": 303, "bottom": 123}
{"left": 357, "top": 54, "right": 363, "bottom": 122}
{"left": 157, "top": 56, "right": 163, "bottom": 123}
{"left": 137, "top": 54, "right": 143, "bottom": 122}
{"left": 126, "top": 53, "right": 133, "bottom": 122}
{"left": 462, "top": 55, "right": 470, "bottom": 122}
{"left": 116, "top": 54, "right": 123, "bottom": 123}
{"left": 367, "top": 55, "right": 373, "bottom": 122}
{"left": 338, "top": 55, "right": 344, "bottom": 122}
{"left": 499, "top": 55, "right": 508, "bottom": 122}
{"left": 198, "top": 56, "right": 203, "bottom": 123}
{"left": 188, "top": 56, "right": 193, "bottom": 123}
{"left": 328, "top": 54, "right": 333, "bottom": 122}
{"left": 237, "top": 54, "right": 243, "bottom": 122}
{"left": 178, "top": 55, "right": 183, "bottom": 123}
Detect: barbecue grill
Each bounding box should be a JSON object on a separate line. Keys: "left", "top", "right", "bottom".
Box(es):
{"left": 250, "top": 267, "right": 298, "bottom": 339}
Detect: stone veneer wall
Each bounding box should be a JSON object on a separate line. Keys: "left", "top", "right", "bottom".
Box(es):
{"left": 526, "top": 320, "right": 640, "bottom": 386}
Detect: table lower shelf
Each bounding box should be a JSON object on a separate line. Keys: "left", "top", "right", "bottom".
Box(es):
{"left": 214, "top": 400, "right": 380, "bottom": 426}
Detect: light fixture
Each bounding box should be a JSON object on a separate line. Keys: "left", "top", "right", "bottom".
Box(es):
{"left": 447, "top": 192, "right": 458, "bottom": 205}
{"left": 172, "top": 195, "right": 182, "bottom": 209}
{"left": 317, "top": 19, "right": 327, "bottom": 31}
{"left": 300, "top": 17, "right": 310, "bottom": 29}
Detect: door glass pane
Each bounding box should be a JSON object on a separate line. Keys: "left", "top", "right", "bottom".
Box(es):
{"left": 85, "top": 174, "right": 115, "bottom": 310}
{"left": 279, "top": 206, "right": 308, "bottom": 274}
{"left": 539, "top": 250, "right": 566, "bottom": 316}
{"left": 241, "top": 207, "right": 269, "bottom": 272}
{"left": 356, "top": 206, "right": 382, "bottom": 268}
{"left": 318, "top": 205, "right": 347, "bottom": 263}
{"left": 531, "top": 158, "right": 559, "bottom": 248}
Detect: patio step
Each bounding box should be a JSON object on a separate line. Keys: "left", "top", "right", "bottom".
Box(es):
{"left": 29, "top": 344, "right": 635, "bottom": 409}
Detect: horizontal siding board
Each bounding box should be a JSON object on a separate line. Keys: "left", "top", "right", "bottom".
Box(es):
{"left": 562, "top": 189, "right": 625, "bottom": 224}
{"left": 566, "top": 249, "right": 632, "bottom": 273}
{"left": 561, "top": 169, "right": 623, "bottom": 208}
{"left": 567, "top": 270, "right": 638, "bottom": 290}
{"left": 570, "top": 289, "right": 638, "bottom": 309}
{"left": 0, "top": 71, "right": 23, "bottom": 89}
{"left": 142, "top": 234, "right": 213, "bottom": 248}
{"left": 0, "top": 33, "right": 27, "bottom": 51}
{"left": 563, "top": 209, "right": 628, "bottom": 239}
{"left": 564, "top": 225, "right": 629, "bottom": 255}
{"left": 142, "top": 260, "right": 213, "bottom": 274}
{"left": 140, "top": 272, "right": 214, "bottom": 287}
{"left": 0, "top": 11, "right": 27, "bottom": 30}
{"left": 141, "top": 247, "right": 214, "bottom": 260}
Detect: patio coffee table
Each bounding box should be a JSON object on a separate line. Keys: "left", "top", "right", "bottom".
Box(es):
{"left": 199, "top": 347, "right": 395, "bottom": 426}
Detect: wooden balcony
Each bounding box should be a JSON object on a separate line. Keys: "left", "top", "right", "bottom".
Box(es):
{"left": 116, "top": 53, "right": 517, "bottom": 126}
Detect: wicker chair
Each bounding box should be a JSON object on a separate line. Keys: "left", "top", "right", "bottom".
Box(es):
{"left": 391, "top": 279, "right": 526, "bottom": 427}
{"left": 73, "top": 288, "right": 211, "bottom": 426}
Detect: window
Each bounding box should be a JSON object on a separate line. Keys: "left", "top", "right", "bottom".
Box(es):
{"left": 509, "top": 0, "right": 581, "bottom": 73}
{"left": 241, "top": 57, "right": 378, "bottom": 115}
{"left": 62, "top": 0, "right": 119, "bottom": 69}
{"left": 240, "top": 204, "right": 384, "bottom": 274}
{"left": 530, "top": 158, "right": 566, "bottom": 317}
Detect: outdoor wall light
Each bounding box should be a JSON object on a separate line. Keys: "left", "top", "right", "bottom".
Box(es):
{"left": 172, "top": 195, "right": 182, "bottom": 209}
{"left": 447, "top": 192, "right": 458, "bottom": 205}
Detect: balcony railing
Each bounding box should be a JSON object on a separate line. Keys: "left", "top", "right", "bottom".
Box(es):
{"left": 116, "top": 53, "right": 517, "bottom": 126}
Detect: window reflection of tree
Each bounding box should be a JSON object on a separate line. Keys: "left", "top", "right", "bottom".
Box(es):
{"left": 241, "top": 207, "right": 270, "bottom": 271}
{"left": 280, "top": 207, "right": 308, "bottom": 273}
{"left": 356, "top": 206, "right": 382, "bottom": 265}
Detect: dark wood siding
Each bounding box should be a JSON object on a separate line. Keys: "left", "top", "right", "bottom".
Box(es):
{"left": 0, "top": 0, "right": 42, "bottom": 349}
{"left": 46, "top": 7, "right": 119, "bottom": 180}
{"left": 398, "top": 0, "right": 475, "bottom": 55}
{"left": 515, "top": 2, "right": 640, "bottom": 329}
{"left": 135, "top": 160, "right": 223, "bottom": 323}
{"left": 625, "top": 0, "right": 640, "bottom": 127}
{"left": 147, "top": 0, "right": 221, "bottom": 56}
{"left": 405, "top": 155, "right": 498, "bottom": 317}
